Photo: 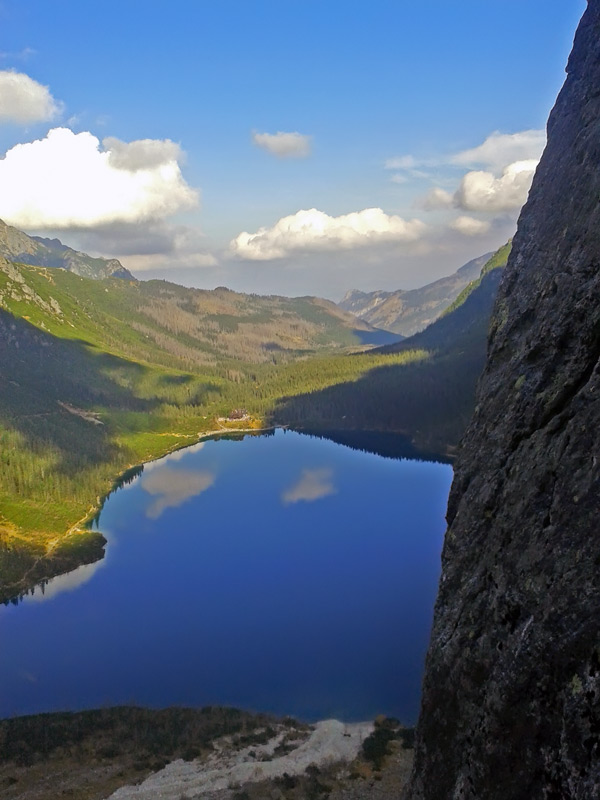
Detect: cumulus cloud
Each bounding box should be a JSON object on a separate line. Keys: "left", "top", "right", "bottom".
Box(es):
{"left": 252, "top": 130, "right": 311, "bottom": 158}
{"left": 0, "top": 127, "right": 198, "bottom": 228}
{"left": 230, "top": 207, "right": 426, "bottom": 260}
{"left": 414, "top": 131, "right": 543, "bottom": 219}
{"left": 66, "top": 222, "right": 218, "bottom": 273}
{"left": 141, "top": 466, "right": 215, "bottom": 519}
{"left": 53, "top": 220, "right": 219, "bottom": 276}
{"left": 450, "top": 215, "right": 491, "bottom": 236}
{"left": 282, "top": 468, "right": 336, "bottom": 505}
{"left": 454, "top": 159, "right": 538, "bottom": 213}
{"left": 0, "top": 69, "right": 62, "bottom": 123}
{"left": 103, "top": 136, "right": 184, "bottom": 171}
{"left": 451, "top": 129, "right": 546, "bottom": 171}
{"left": 387, "top": 130, "right": 545, "bottom": 175}
{"left": 422, "top": 187, "right": 453, "bottom": 210}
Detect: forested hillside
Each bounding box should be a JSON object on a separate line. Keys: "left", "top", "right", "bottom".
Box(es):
{"left": 0, "top": 257, "right": 414, "bottom": 601}
{"left": 0, "top": 241, "right": 508, "bottom": 601}
{"left": 271, "top": 243, "right": 511, "bottom": 455}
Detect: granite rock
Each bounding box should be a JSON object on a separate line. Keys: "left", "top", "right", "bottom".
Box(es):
{"left": 408, "top": 3, "right": 600, "bottom": 798}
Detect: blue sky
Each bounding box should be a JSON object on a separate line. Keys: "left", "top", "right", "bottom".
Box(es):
{"left": 0, "top": 0, "right": 587, "bottom": 297}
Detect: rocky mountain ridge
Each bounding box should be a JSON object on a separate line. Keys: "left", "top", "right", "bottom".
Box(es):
{"left": 408, "top": 3, "right": 600, "bottom": 798}
{"left": 0, "top": 218, "right": 134, "bottom": 280}
{"left": 339, "top": 252, "right": 491, "bottom": 336}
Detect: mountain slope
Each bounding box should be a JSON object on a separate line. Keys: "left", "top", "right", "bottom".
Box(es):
{"left": 379, "top": 242, "right": 510, "bottom": 356}
{"left": 0, "top": 218, "right": 135, "bottom": 280}
{"left": 0, "top": 258, "right": 397, "bottom": 370}
{"left": 271, "top": 244, "right": 510, "bottom": 456}
{"left": 339, "top": 251, "right": 491, "bottom": 335}
{"left": 0, "top": 258, "right": 408, "bottom": 601}
{"left": 409, "top": 4, "right": 600, "bottom": 798}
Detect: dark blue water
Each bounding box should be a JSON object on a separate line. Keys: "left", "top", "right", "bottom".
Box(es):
{"left": 0, "top": 429, "right": 452, "bottom": 723}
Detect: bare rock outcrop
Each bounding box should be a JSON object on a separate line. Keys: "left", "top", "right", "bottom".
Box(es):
{"left": 408, "top": 3, "right": 600, "bottom": 798}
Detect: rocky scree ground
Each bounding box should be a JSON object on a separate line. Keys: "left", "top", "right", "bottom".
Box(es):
{"left": 0, "top": 710, "right": 413, "bottom": 800}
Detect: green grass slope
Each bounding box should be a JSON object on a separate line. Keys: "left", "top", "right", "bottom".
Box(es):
{"left": 2, "top": 239, "right": 510, "bottom": 601}
{"left": 0, "top": 218, "right": 134, "bottom": 280}
{"left": 0, "top": 258, "right": 413, "bottom": 601}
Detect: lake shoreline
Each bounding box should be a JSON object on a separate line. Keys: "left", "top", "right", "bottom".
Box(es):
{"left": 2, "top": 429, "right": 449, "bottom": 748}
{"left": 2, "top": 422, "right": 449, "bottom": 605}
{"left": 1, "top": 423, "right": 277, "bottom": 605}
{"left": 0, "top": 704, "right": 414, "bottom": 800}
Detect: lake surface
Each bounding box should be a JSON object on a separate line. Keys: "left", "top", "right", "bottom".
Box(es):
{"left": 0, "top": 429, "right": 452, "bottom": 723}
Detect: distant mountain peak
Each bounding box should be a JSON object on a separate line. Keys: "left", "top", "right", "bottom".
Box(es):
{"left": 339, "top": 252, "right": 493, "bottom": 336}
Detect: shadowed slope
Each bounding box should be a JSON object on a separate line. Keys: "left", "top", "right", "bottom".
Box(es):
{"left": 408, "top": 4, "right": 600, "bottom": 798}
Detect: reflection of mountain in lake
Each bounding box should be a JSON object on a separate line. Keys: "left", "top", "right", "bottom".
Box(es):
{"left": 297, "top": 429, "right": 452, "bottom": 464}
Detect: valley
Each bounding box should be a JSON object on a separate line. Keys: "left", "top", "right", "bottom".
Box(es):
{"left": 0, "top": 3, "right": 595, "bottom": 798}
{"left": 0, "top": 236, "right": 508, "bottom": 603}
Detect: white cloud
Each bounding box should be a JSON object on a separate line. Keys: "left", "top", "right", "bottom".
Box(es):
{"left": 414, "top": 131, "right": 543, "bottom": 218}
{"left": 282, "top": 468, "right": 336, "bottom": 505}
{"left": 0, "top": 47, "right": 36, "bottom": 62}
{"left": 125, "top": 251, "right": 218, "bottom": 272}
{"left": 454, "top": 159, "right": 538, "bottom": 213}
{"left": 103, "top": 136, "right": 184, "bottom": 171}
{"left": 53, "top": 221, "right": 218, "bottom": 274}
{"left": 451, "top": 129, "right": 546, "bottom": 171}
{"left": 141, "top": 466, "right": 215, "bottom": 519}
{"left": 385, "top": 155, "right": 419, "bottom": 170}
{"left": 387, "top": 131, "right": 545, "bottom": 175}
{"left": 122, "top": 224, "right": 218, "bottom": 271}
{"left": 252, "top": 130, "right": 311, "bottom": 158}
{"left": 230, "top": 207, "right": 426, "bottom": 260}
{"left": 0, "top": 127, "right": 198, "bottom": 228}
{"left": 422, "top": 187, "right": 453, "bottom": 210}
{"left": 450, "top": 216, "right": 491, "bottom": 236}
{"left": 65, "top": 221, "right": 203, "bottom": 257}
{"left": 0, "top": 69, "right": 62, "bottom": 123}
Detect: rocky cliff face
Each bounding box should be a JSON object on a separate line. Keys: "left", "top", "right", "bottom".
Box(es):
{"left": 408, "top": 4, "right": 600, "bottom": 799}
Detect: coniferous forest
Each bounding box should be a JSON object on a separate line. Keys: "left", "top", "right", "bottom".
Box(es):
{"left": 0, "top": 243, "right": 507, "bottom": 602}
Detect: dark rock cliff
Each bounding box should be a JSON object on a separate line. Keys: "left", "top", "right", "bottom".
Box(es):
{"left": 407, "top": 3, "right": 600, "bottom": 798}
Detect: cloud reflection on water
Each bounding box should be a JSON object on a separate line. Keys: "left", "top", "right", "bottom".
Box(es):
{"left": 144, "top": 441, "right": 206, "bottom": 471}
{"left": 26, "top": 557, "right": 106, "bottom": 603}
{"left": 141, "top": 465, "right": 216, "bottom": 519}
{"left": 282, "top": 467, "right": 336, "bottom": 505}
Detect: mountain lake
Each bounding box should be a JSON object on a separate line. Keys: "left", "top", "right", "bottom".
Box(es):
{"left": 0, "top": 429, "right": 453, "bottom": 724}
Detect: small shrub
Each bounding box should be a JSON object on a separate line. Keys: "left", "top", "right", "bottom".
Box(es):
{"left": 398, "top": 727, "right": 415, "bottom": 749}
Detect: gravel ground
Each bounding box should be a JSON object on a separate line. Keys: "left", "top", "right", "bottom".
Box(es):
{"left": 0, "top": 711, "right": 412, "bottom": 800}
{"left": 109, "top": 720, "right": 373, "bottom": 799}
